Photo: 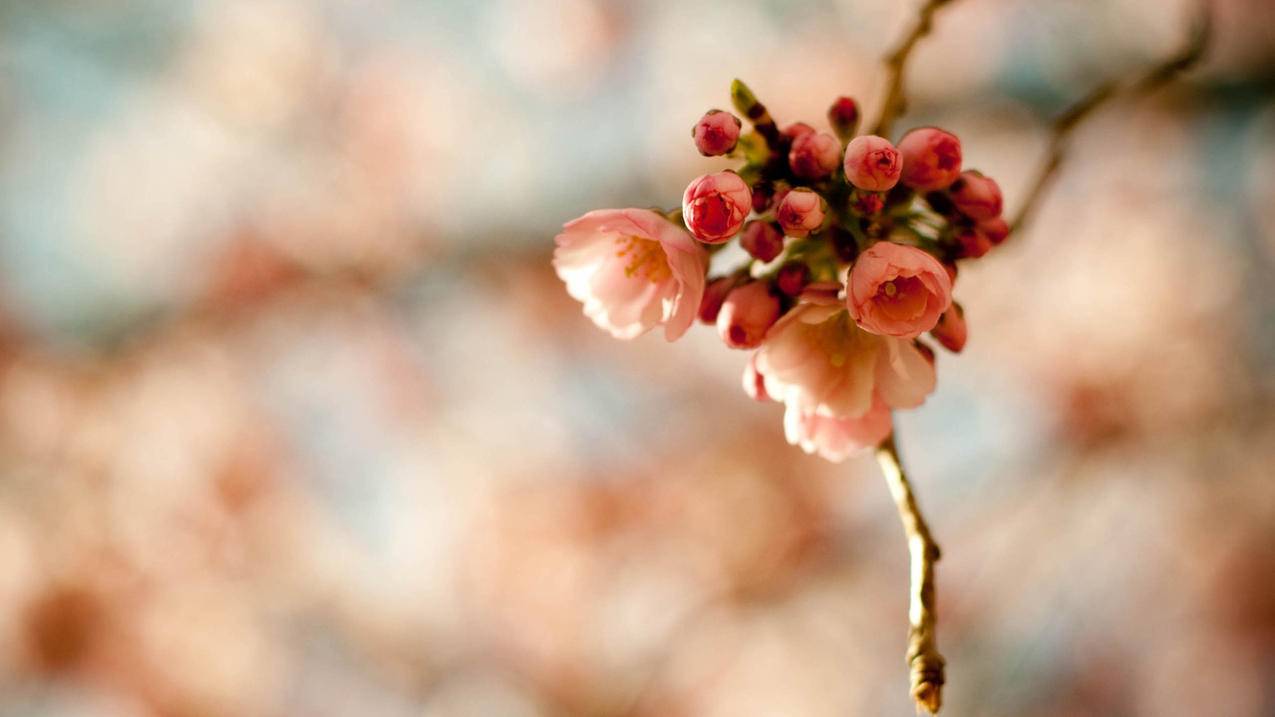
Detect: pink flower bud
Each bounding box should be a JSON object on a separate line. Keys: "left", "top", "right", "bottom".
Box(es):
{"left": 742, "top": 352, "right": 771, "bottom": 401}
{"left": 682, "top": 171, "right": 752, "bottom": 244}
{"left": 776, "top": 188, "right": 826, "bottom": 238}
{"left": 898, "top": 127, "right": 963, "bottom": 191}
{"left": 915, "top": 341, "right": 937, "bottom": 367}
{"left": 782, "top": 122, "right": 815, "bottom": 141}
{"left": 847, "top": 241, "right": 952, "bottom": 338}
{"left": 692, "top": 109, "right": 742, "bottom": 156}
{"left": 930, "top": 303, "right": 967, "bottom": 353}
{"left": 698, "top": 275, "right": 739, "bottom": 324}
{"left": 843, "top": 135, "right": 902, "bottom": 191}
{"left": 788, "top": 131, "right": 841, "bottom": 179}
{"left": 827, "top": 96, "right": 860, "bottom": 140}
{"left": 949, "top": 171, "right": 1002, "bottom": 220}
{"left": 851, "top": 191, "right": 885, "bottom": 216}
{"left": 776, "top": 262, "right": 810, "bottom": 297}
{"left": 956, "top": 227, "right": 992, "bottom": 259}
{"left": 978, "top": 216, "right": 1010, "bottom": 245}
{"left": 740, "top": 221, "right": 785, "bottom": 263}
{"left": 751, "top": 182, "right": 773, "bottom": 213}
{"left": 717, "top": 281, "right": 781, "bottom": 350}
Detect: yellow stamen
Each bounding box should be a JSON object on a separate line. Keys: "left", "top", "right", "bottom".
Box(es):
{"left": 614, "top": 235, "right": 672, "bottom": 284}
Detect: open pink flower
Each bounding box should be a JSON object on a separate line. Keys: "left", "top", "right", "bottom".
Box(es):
{"left": 847, "top": 242, "right": 952, "bottom": 338}
{"left": 843, "top": 135, "right": 902, "bottom": 191}
{"left": 554, "top": 208, "right": 707, "bottom": 341}
{"left": 742, "top": 352, "right": 770, "bottom": 401}
{"left": 682, "top": 171, "right": 752, "bottom": 243}
{"left": 755, "top": 291, "right": 937, "bottom": 420}
{"left": 784, "top": 397, "right": 892, "bottom": 462}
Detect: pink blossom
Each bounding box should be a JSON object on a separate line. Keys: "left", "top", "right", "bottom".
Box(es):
{"left": 898, "top": 127, "right": 963, "bottom": 191}
{"left": 843, "top": 135, "right": 902, "bottom": 191}
{"left": 827, "top": 96, "right": 860, "bottom": 140}
{"left": 682, "top": 171, "right": 752, "bottom": 244}
{"left": 789, "top": 131, "right": 841, "bottom": 179}
{"left": 742, "top": 352, "right": 770, "bottom": 401}
{"left": 784, "top": 397, "right": 892, "bottom": 462}
{"left": 949, "top": 171, "right": 1002, "bottom": 220}
{"left": 776, "top": 188, "right": 826, "bottom": 238}
{"left": 717, "top": 281, "right": 780, "bottom": 349}
{"left": 740, "top": 221, "right": 784, "bottom": 262}
{"left": 847, "top": 242, "right": 952, "bottom": 339}
{"left": 692, "top": 109, "right": 741, "bottom": 157}
{"left": 930, "top": 304, "right": 967, "bottom": 353}
{"left": 554, "top": 208, "right": 708, "bottom": 341}
{"left": 755, "top": 292, "right": 937, "bottom": 419}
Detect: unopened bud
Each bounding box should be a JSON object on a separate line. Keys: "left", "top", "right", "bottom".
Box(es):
{"left": 692, "top": 109, "right": 742, "bottom": 156}
{"left": 949, "top": 170, "right": 1003, "bottom": 220}
{"left": 851, "top": 190, "right": 885, "bottom": 216}
{"left": 955, "top": 226, "right": 993, "bottom": 259}
{"left": 740, "top": 221, "right": 785, "bottom": 263}
{"left": 698, "top": 275, "right": 739, "bottom": 324}
{"left": 789, "top": 131, "right": 842, "bottom": 179}
{"left": 682, "top": 171, "right": 752, "bottom": 244}
{"left": 843, "top": 135, "right": 902, "bottom": 191}
{"left": 915, "top": 340, "right": 937, "bottom": 367}
{"left": 717, "top": 281, "right": 781, "bottom": 350}
{"left": 898, "top": 127, "right": 963, "bottom": 191}
{"left": 929, "top": 303, "right": 967, "bottom": 353}
{"left": 776, "top": 188, "right": 827, "bottom": 238}
{"left": 828, "top": 96, "right": 861, "bottom": 141}
{"left": 782, "top": 122, "right": 815, "bottom": 141}
{"left": 977, "top": 216, "right": 1010, "bottom": 245}
{"left": 776, "top": 262, "right": 811, "bottom": 297}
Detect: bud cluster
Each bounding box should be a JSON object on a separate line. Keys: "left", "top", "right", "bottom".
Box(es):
{"left": 553, "top": 79, "right": 1011, "bottom": 462}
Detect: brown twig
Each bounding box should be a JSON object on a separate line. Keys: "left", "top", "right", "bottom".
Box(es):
{"left": 876, "top": 434, "right": 945, "bottom": 714}
{"left": 870, "top": 0, "right": 959, "bottom": 139}
{"left": 1009, "top": 3, "right": 1213, "bottom": 234}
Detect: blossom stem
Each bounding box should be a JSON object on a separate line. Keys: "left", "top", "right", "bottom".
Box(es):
{"left": 870, "top": 0, "right": 959, "bottom": 139}
{"left": 876, "top": 433, "right": 945, "bottom": 714}
{"left": 1009, "top": 2, "right": 1212, "bottom": 235}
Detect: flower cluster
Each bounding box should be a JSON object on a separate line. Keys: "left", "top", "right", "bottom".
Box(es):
{"left": 553, "top": 80, "right": 1009, "bottom": 462}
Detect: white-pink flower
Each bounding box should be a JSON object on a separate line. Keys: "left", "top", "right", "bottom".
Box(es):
{"left": 784, "top": 397, "right": 892, "bottom": 462}
{"left": 553, "top": 208, "right": 708, "bottom": 341}
{"left": 755, "top": 289, "right": 937, "bottom": 419}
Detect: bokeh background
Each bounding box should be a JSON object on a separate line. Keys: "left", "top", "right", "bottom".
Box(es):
{"left": 1, "top": 0, "right": 1273, "bottom": 715}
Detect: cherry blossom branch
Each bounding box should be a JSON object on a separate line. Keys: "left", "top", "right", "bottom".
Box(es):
{"left": 1009, "top": 3, "right": 1212, "bottom": 234}
{"left": 876, "top": 433, "right": 945, "bottom": 714}
{"left": 870, "top": 0, "right": 959, "bottom": 139}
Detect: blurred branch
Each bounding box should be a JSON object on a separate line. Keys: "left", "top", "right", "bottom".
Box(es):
{"left": 1009, "top": 3, "right": 1213, "bottom": 234}
{"left": 877, "top": 434, "right": 945, "bottom": 714}
{"left": 870, "top": 0, "right": 959, "bottom": 139}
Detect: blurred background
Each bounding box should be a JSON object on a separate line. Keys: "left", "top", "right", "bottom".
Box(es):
{"left": 0, "top": 0, "right": 1273, "bottom": 715}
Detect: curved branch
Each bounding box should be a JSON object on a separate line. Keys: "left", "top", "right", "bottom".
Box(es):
{"left": 870, "top": 0, "right": 959, "bottom": 139}
{"left": 1009, "top": 3, "right": 1213, "bottom": 234}
{"left": 877, "top": 434, "right": 945, "bottom": 714}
